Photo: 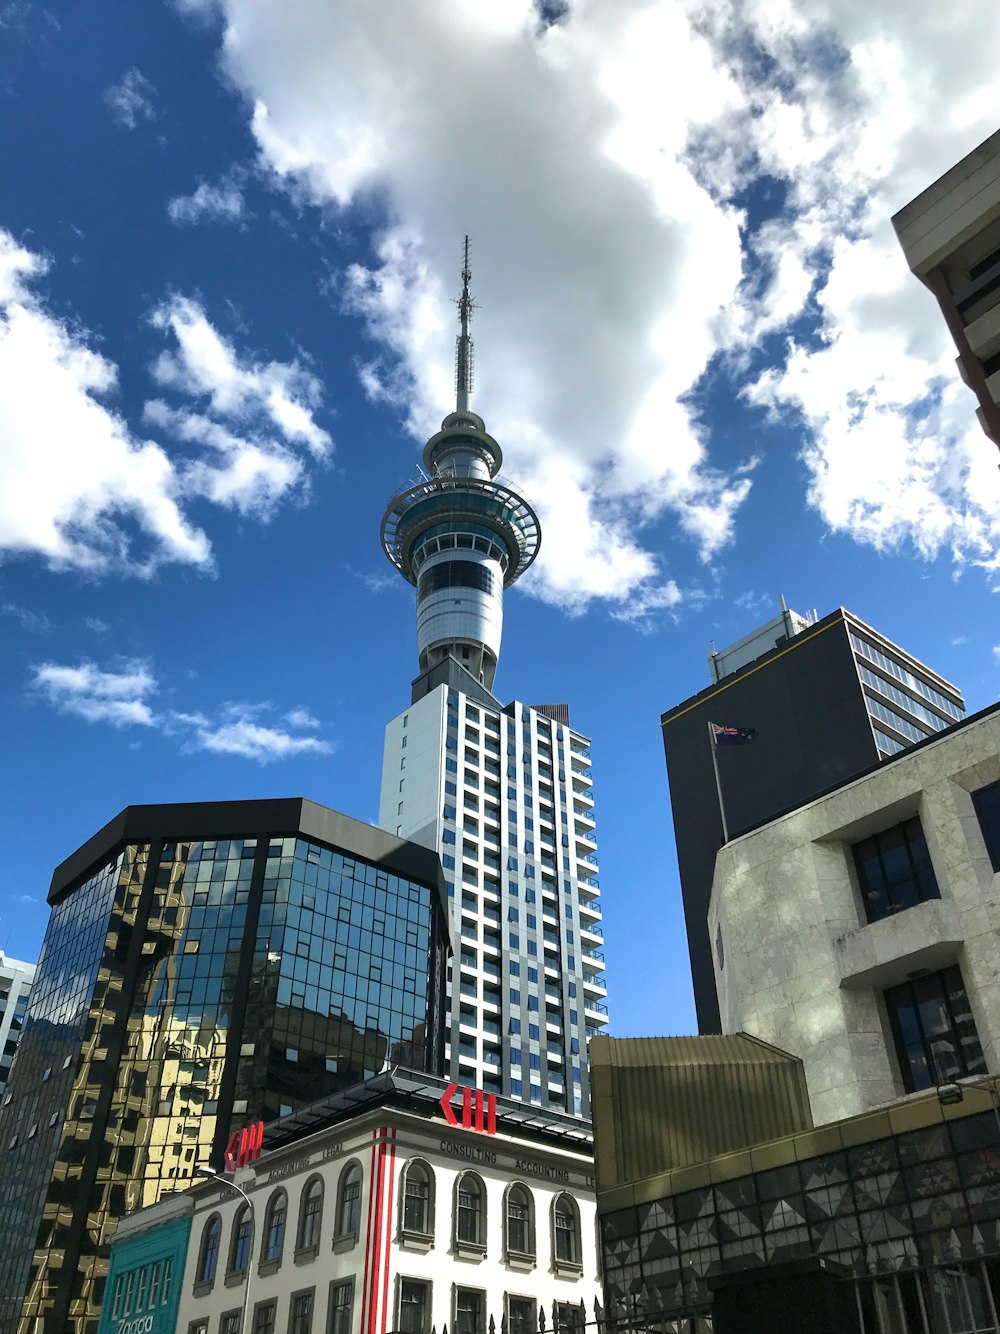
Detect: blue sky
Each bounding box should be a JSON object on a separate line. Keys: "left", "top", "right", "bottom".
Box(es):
{"left": 2, "top": 0, "right": 1000, "bottom": 1037}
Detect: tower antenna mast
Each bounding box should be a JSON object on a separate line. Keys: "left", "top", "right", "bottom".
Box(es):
{"left": 455, "top": 235, "right": 475, "bottom": 413}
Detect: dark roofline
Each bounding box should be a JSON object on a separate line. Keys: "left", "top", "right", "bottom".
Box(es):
{"left": 261, "top": 1068, "right": 594, "bottom": 1156}
{"left": 732, "top": 694, "right": 1000, "bottom": 843}
{"left": 48, "top": 798, "right": 450, "bottom": 932}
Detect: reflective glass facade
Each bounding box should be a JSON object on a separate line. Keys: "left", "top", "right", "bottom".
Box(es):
{"left": 601, "top": 1108, "right": 1000, "bottom": 1328}
{"left": 0, "top": 803, "right": 448, "bottom": 1334}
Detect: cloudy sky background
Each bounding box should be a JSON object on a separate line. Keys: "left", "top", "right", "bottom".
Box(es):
{"left": 2, "top": 0, "right": 1000, "bottom": 1034}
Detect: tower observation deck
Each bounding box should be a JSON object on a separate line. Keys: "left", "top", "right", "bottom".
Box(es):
{"left": 380, "top": 239, "right": 540, "bottom": 690}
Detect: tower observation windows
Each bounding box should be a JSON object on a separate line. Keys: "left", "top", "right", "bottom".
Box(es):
{"left": 418, "top": 561, "right": 496, "bottom": 598}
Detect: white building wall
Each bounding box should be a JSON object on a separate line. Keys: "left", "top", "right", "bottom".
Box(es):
{"left": 0, "top": 954, "right": 35, "bottom": 1099}
{"left": 175, "top": 1107, "right": 599, "bottom": 1334}
{"left": 379, "top": 685, "right": 608, "bottom": 1117}
{"left": 710, "top": 707, "right": 1000, "bottom": 1125}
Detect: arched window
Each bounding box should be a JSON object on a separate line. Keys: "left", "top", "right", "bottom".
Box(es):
{"left": 297, "top": 1176, "right": 324, "bottom": 1253}
{"left": 335, "top": 1162, "right": 363, "bottom": 1240}
{"left": 261, "top": 1188, "right": 287, "bottom": 1265}
{"left": 454, "top": 1171, "right": 486, "bottom": 1251}
{"left": 552, "top": 1194, "right": 581, "bottom": 1270}
{"left": 400, "top": 1159, "right": 434, "bottom": 1238}
{"left": 229, "top": 1203, "right": 253, "bottom": 1275}
{"left": 196, "top": 1214, "right": 222, "bottom": 1285}
{"left": 504, "top": 1183, "right": 534, "bottom": 1259}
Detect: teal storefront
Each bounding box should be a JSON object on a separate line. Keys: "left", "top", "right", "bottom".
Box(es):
{"left": 97, "top": 1197, "right": 192, "bottom": 1334}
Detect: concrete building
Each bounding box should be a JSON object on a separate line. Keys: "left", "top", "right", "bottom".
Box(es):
{"left": 379, "top": 244, "right": 608, "bottom": 1114}
{"left": 0, "top": 799, "right": 450, "bottom": 1334}
{"left": 107, "top": 1069, "right": 600, "bottom": 1334}
{"left": 661, "top": 604, "right": 964, "bottom": 1033}
{"left": 710, "top": 697, "right": 1000, "bottom": 1127}
{"left": 0, "top": 951, "right": 35, "bottom": 1100}
{"left": 893, "top": 127, "right": 1000, "bottom": 449}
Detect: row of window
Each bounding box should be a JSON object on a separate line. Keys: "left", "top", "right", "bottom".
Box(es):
{"left": 195, "top": 1163, "right": 583, "bottom": 1288}
{"left": 190, "top": 1279, "right": 586, "bottom": 1334}
{"left": 110, "top": 1257, "right": 174, "bottom": 1320}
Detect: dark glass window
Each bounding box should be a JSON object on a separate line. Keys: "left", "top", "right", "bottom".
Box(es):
{"left": 262, "top": 1189, "right": 286, "bottom": 1263}
{"left": 197, "top": 1215, "right": 221, "bottom": 1283}
{"left": 230, "top": 1204, "right": 253, "bottom": 1274}
{"left": 290, "top": 1289, "right": 314, "bottom": 1334}
{"left": 252, "top": 1301, "right": 277, "bottom": 1334}
{"left": 553, "top": 1195, "right": 580, "bottom": 1266}
{"left": 885, "top": 965, "right": 987, "bottom": 1091}
{"left": 455, "top": 1286, "right": 485, "bottom": 1334}
{"left": 555, "top": 1304, "right": 586, "bottom": 1334}
{"left": 418, "top": 560, "right": 496, "bottom": 599}
{"left": 505, "top": 1184, "right": 533, "bottom": 1257}
{"left": 328, "top": 1281, "right": 353, "bottom": 1334}
{"left": 399, "top": 1279, "right": 430, "bottom": 1334}
{"left": 853, "top": 817, "right": 939, "bottom": 922}
{"left": 297, "top": 1177, "right": 323, "bottom": 1252}
{"left": 455, "top": 1173, "right": 485, "bottom": 1247}
{"left": 402, "top": 1161, "right": 433, "bottom": 1236}
{"left": 507, "top": 1298, "right": 536, "bottom": 1334}
{"left": 335, "top": 1163, "right": 362, "bottom": 1238}
{"left": 972, "top": 781, "right": 1000, "bottom": 872}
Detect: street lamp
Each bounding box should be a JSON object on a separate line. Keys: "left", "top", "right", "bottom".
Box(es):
{"left": 935, "top": 1073, "right": 1000, "bottom": 1137}
{"left": 196, "top": 1167, "right": 256, "bottom": 1334}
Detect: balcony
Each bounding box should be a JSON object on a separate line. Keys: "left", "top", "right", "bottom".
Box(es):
{"left": 582, "top": 972, "right": 607, "bottom": 994}
{"left": 581, "top": 946, "right": 604, "bottom": 965}
{"left": 580, "top": 920, "right": 603, "bottom": 939}
{"left": 584, "top": 998, "right": 609, "bottom": 1017}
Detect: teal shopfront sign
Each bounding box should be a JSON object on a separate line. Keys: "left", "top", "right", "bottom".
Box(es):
{"left": 97, "top": 1212, "right": 191, "bottom": 1334}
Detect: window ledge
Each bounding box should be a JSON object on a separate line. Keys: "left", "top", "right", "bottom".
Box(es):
{"left": 224, "top": 1270, "right": 247, "bottom": 1289}
{"left": 400, "top": 1229, "right": 434, "bottom": 1253}
{"left": 453, "top": 1240, "right": 487, "bottom": 1261}
{"left": 505, "top": 1251, "right": 536, "bottom": 1272}
{"left": 258, "top": 1258, "right": 281, "bottom": 1277}
{"left": 294, "top": 1244, "right": 319, "bottom": 1265}
{"left": 192, "top": 1279, "right": 214, "bottom": 1298}
{"left": 332, "top": 1233, "right": 358, "bottom": 1254}
{"left": 553, "top": 1260, "right": 583, "bottom": 1279}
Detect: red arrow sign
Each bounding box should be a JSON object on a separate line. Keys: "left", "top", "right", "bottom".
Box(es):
{"left": 438, "top": 1081, "right": 460, "bottom": 1126}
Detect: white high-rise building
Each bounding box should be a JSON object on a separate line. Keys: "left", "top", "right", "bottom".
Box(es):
{"left": 0, "top": 953, "right": 35, "bottom": 1100}
{"left": 378, "top": 243, "right": 609, "bottom": 1115}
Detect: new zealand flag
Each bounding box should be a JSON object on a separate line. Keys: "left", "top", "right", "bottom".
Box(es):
{"left": 711, "top": 723, "right": 759, "bottom": 746}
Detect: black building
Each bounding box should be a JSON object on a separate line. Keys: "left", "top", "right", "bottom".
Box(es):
{"left": 661, "top": 607, "right": 964, "bottom": 1033}
{"left": 0, "top": 799, "right": 450, "bottom": 1334}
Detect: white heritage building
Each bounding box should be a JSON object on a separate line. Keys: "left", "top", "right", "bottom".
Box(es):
{"left": 172, "top": 1070, "right": 600, "bottom": 1334}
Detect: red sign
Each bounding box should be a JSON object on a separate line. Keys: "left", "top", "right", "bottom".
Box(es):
{"left": 224, "top": 1120, "right": 264, "bottom": 1171}
{"left": 438, "top": 1082, "right": 497, "bottom": 1135}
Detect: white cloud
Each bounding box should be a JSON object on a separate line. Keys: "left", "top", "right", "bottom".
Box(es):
{"left": 183, "top": 0, "right": 1000, "bottom": 613}
{"left": 0, "top": 231, "right": 330, "bottom": 574}
{"left": 31, "top": 660, "right": 158, "bottom": 727}
{"left": 167, "top": 175, "right": 247, "bottom": 226}
{"left": 104, "top": 68, "right": 158, "bottom": 129}
{"left": 30, "top": 658, "right": 331, "bottom": 762}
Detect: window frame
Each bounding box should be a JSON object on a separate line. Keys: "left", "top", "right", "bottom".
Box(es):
{"left": 228, "top": 1203, "right": 254, "bottom": 1279}
{"left": 506, "top": 1294, "right": 538, "bottom": 1334}
{"left": 334, "top": 1160, "right": 364, "bottom": 1243}
{"left": 251, "top": 1299, "right": 278, "bottom": 1334}
{"left": 453, "top": 1284, "right": 486, "bottom": 1334}
{"left": 296, "top": 1175, "right": 324, "bottom": 1258}
{"left": 397, "top": 1276, "right": 432, "bottom": 1334}
{"left": 851, "top": 816, "right": 940, "bottom": 924}
{"left": 288, "top": 1286, "right": 315, "bottom": 1334}
{"left": 399, "top": 1158, "right": 435, "bottom": 1242}
{"left": 260, "top": 1187, "right": 288, "bottom": 1270}
{"left": 453, "top": 1171, "right": 487, "bottom": 1254}
{"left": 972, "top": 780, "right": 1000, "bottom": 873}
{"left": 551, "top": 1193, "right": 582, "bottom": 1273}
{"left": 327, "top": 1278, "right": 354, "bottom": 1334}
{"left": 194, "top": 1213, "right": 222, "bottom": 1290}
{"left": 503, "top": 1182, "right": 535, "bottom": 1263}
{"left": 884, "top": 964, "right": 987, "bottom": 1092}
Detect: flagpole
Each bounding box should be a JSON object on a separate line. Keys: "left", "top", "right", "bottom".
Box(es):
{"left": 708, "top": 720, "right": 730, "bottom": 844}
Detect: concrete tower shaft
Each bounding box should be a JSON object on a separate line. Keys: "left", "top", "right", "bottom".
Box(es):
{"left": 380, "top": 240, "right": 540, "bottom": 689}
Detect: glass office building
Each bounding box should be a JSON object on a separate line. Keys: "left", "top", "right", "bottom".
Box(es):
{"left": 0, "top": 799, "right": 449, "bottom": 1334}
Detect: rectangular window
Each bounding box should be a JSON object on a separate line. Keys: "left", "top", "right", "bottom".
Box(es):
{"left": 972, "top": 780, "right": 1000, "bottom": 872}
{"left": 398, "top": 1279, "right": 431, "bottom": 1334}
{"left": 885, "top": 965, "right": 987, "bottom": 1091}
{"left": 289, "top": 1289, "right": 314, "bottom": 1334}
{"left": 853, "top": 817, "right": 939, "bottom": 922}
{"left": 508, "top": 1298, "right": 537, "bottom": 1334}
{"left": 252, "top": 1303, "right": 277, "bottom": 1334}
{"left": 222, "top": 1314, "right": 242, "bottom": 1334}
{"left": 328, "top": 1281, "right": 353, "bottom": 1334}
{"left": 455, "top": 1287, "right": 485, "bottom": 1334}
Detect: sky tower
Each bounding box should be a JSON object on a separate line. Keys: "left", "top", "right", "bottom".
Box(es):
{"left": 380, "top": 238, "right": 540, "bottom": 690}
{"left": 379, "top": 242, "right": 609, "bottom": 1118}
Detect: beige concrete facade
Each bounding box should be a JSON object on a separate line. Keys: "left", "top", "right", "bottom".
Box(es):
{"left": 893, "top": 127, "right": 1000, "bottom": 446}
{"left": 709, "top": 704, "right": 1000, "bottom": 1126}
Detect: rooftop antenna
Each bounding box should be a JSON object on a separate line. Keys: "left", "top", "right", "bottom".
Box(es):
{"left": 455, "top": 235, "right": 476, "bottom": 413}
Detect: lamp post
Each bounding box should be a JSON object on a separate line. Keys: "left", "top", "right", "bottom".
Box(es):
{"left": 935, "top": 1072, "right": 1000, "bottom": 1138}
{"left": 196, "top": 1167, "right": 256, "bottom": 1334}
